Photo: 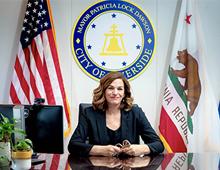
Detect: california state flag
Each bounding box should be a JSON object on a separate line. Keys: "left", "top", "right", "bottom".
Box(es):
{"left": 159, "top": 0, "right": 220, "bottom": 152}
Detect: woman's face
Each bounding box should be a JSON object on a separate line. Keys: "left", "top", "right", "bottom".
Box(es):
{"left": 105, "top": 79, "right": 125, "bottom": 107}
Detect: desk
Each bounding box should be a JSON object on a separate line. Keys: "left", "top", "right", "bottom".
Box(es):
{"left": 68, "top": 154, "right": 163, "bottom": 170}
{"left": 31, "top": 153, "right": 220, "bottom": 170}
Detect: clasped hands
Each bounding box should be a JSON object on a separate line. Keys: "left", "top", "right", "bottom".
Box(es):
{"left": 113, "top": 140, "right": 133, "bottom": 157}
{"left": 106, "top": 140, "right": 149, "bottom": 157}
{"left": 89, "top": 155, "right": 151, "bottom": 169}
{"left": 89, "top": 140, "right": 151, "bottom": 168}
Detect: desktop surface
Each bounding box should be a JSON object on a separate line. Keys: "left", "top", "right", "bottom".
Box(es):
{"left": 29, "top": 152, "right": 220, "bottom": 170}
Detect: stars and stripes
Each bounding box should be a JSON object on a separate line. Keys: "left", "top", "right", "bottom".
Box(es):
{"left": 9, "top": 0, "right": 71, "bottom": 169}
{"left": 20, "top": 1, "right": 51, "bottom": 48}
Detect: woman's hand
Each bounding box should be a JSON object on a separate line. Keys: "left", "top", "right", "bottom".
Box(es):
{"left": 121, "top": 144, "right": 150, "bottom": 156}
{"left": 121, "top": 156, "right": 151, "bottom": 168}
{"left": 89, "top": 156, "right": 151, "bottom": 168}
{"left": 89, "top": 156, "right": 122, "bottom": 168}
{"left": 90, "top": 145, "right": 121, "bottom": 157}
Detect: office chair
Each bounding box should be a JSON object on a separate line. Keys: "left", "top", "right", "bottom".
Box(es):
{"left": 79, "top": 103, "right": 92, "bottom": 119}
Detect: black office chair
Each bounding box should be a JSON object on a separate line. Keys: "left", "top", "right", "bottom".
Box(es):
{"left": 79, "top": 103, "right": 92, "bottom": 119}
{"left": 78, "top": 103, "right": 92, "bottom": 144}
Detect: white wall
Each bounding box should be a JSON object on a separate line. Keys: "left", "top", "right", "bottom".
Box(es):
{"left": 0, "top": 0, "right": 219, "bottom": 132}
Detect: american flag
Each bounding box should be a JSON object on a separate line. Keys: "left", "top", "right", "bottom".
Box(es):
{"left": 9, "top": 0, "right": 71, "bottom": 169}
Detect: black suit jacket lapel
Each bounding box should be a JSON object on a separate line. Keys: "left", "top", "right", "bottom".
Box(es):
{"left": 95, "top": 110, "right": 109, "bottom": 144}
{"left": 121, "top": 109, "right": 129, "bottom": 141}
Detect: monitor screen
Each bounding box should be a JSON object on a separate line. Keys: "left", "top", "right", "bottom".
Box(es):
{"left": 0, "top": 104, "right": 64, "bottom": 154}
{"left": 0, "top": 104, "right": 14, "bottom": 123}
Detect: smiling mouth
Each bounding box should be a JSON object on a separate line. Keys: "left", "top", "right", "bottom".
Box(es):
{"left": 110, "top": 97, "right": 120, "bottom": 100}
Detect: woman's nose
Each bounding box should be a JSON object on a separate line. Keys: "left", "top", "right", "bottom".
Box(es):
{"left": 112, "top": 88, "right": 118, "bottom": 94}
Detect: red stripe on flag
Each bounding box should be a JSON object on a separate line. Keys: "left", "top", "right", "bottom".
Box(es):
{"left": 50, "top": 154, "right": 60, "bottom": 170}
{"left": 161, "top": 153, "right": 174, "bottom": 170}
{"left": 23, "top": 45, "right": 41, "bottom": 98}
{"left": 14, "top": 54, "right": 31, "bottom": 103}
{"left": 40, "top": 162, "right": 46, "bottom": 170}
{"left": 29, "top": 72, "right": 41, "bottom": 99}
{"left": 42, "top": 56, "right": 56, "bottom": 104}
{"left": 9, "top": 83, "right": 21, "bottom": 104}
{"left": 47, "top": 29, "right": 71, "bottom": 126}
{"left": 30, "top": 39, "right": 55, "bottom": 104}
{"left": 159, "top": 106, "right": 187, "bottom": 152}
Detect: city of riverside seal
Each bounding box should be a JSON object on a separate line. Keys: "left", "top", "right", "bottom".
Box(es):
{"left": 72, "top": 0, "right": 156, "bottom": 80}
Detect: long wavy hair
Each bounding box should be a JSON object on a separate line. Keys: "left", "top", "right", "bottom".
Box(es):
{"left": 92, "top": 72, "right": 133, "bottom": 111}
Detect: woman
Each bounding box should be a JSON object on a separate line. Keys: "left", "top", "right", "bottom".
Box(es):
{"left": 68, "top": 72, "right": 164, "bottom": 157}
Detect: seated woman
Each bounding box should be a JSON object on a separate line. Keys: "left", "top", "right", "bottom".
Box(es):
{"left": 68, "top": 72, "right": 164, "bottom": 157}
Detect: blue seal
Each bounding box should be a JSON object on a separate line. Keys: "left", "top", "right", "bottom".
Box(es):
{"left": 72, "top": 0, "right": 156, "bottom": 80}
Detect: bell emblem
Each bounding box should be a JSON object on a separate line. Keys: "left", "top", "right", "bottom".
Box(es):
{"left": 100, "top": 24, "right": 128, "bottom": 56}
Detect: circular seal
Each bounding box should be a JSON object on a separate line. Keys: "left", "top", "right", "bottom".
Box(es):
{"left": 72, "top": 0, "right": 156, "bottom": 80}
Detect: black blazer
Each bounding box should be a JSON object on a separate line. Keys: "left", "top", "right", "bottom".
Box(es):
{"left": 68, "top": 105, "right": 164, "bottom": 156}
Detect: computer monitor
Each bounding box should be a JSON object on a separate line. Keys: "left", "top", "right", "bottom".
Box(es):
{"left": 0, "top": 104, "right": 64, "bottom": 154}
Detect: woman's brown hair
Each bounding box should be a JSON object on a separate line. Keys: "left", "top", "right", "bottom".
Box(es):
{"left": 92, "top": 71, "right": 133, "bottom": 111}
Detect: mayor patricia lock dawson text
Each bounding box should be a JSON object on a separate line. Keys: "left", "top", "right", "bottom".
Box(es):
{"left": 72, "top": 0, "right": 156, "bottom": 81}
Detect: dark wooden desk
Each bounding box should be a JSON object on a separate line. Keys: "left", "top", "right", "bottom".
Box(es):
{"left": 31, "top": 152, "right": 220, "bottom": 170}
{"left": 68, "top": 154, "right": 164, "bottom": 170}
